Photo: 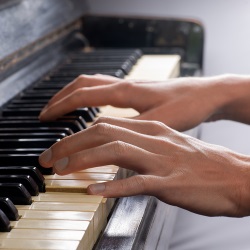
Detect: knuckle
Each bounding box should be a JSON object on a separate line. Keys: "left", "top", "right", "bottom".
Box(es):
{"left": 76, "top": 75, "right": 93, "bottom": 87}
{"left": 94, "top": 123, "right": 112, "bottom": 136}
{"left": 115, "top": 80, "right": 134, "bottom": 93}
{"left": 118, "top": 80, "right": 134, "bottom": 90}
{"left": 150, "top": 121, "right": 167, "bottom": 135}
{"left": 133, "top": 175, "right": 148, "bottom": 193}
{"left": 112, "top": 140, "right": 128, "bottom": 158}
{"left": 152, "top": 120, "right": 166, "bottom": 130}
{"left": 155, "top": 137, "right": 169, "bottom": 149}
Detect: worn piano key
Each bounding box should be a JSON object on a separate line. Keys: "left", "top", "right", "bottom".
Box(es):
{"left": 31, "top": 192, "right": 104, "bottom": 242}
{"left": 11, "top": 219, "right": 91, "bottom": 232}
{"left": 0, "top": 239, "right": 82, "bottom": 250}
{"left": 0, "top": 167, "right": 45, "bottom": 192}
{"left": 44, "top": 172, "right": 116, "bottom": 181}
{"left": 0, "top": 183, "right": 32, "bottom": 205}
{"left": 0, "top": 175, "right": 39, "bottom": 196}
{"left": 0, "top": 229, "right": 91, "bottom": 250}
{"left": 18, "top": 207, "right": 96, "bottom": 244}
{"left": 0, "top": 229, "right": 88, "bottom": 244}
{"left": 0, "top": 197, "right": 19, "bottom": 221}
{"left": 0, "top": 209, "right": 11, "bottom": 232}
{"left": 16, "top": 200, "right": 102, "bottom": 243}
{"left": 0, "top": 155, "right": 53, "bottom": 175}
{"left": 45, "top": 180, "right": 105, "bottom": 193}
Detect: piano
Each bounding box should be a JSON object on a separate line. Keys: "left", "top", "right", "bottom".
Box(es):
{"left": 0, "top": 1, "right": 203, "bottom": 249}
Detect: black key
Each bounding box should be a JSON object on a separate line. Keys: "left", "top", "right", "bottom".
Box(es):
{"left": 0, "top": 138, "right": 59, "bottom": 149}
{"left": 0, "top": 166, "right": 45, "bottom": 192}
{"left": 60, "top": 116, "right": 87, "bottom": 129}
{"left": 11, "top": 99, "right": 49, "bottom": 105}
{"left": 0, "top": 209, "right": 11, "bottom": 232}
{"left": 0, "top": 128, "right": 73, "bottom": 136}
{"left": 0, "top": 133, "right": 66, "bottom": 139}
{"left": 67, "top": 108, "right": 95, "bottom": 122}
{"left": 0, "top": 183, "right": 32, "bottom": 205}
{"left": 88, "top": 107, "right": 98, "bottom": 116}
{"left": 0, "top": 197, "right": 19, "bottom": 221}
{"left": 0, "top": 155, "right": 53, "bottom": 175}
{"left": 0, "top": 149, "right": 44, "bottom": 154}
{"left": 0, "top": 175, "right": 39, "bottom": 196}
{"left": 2, "top": 108, "right": 47, "bottom": 116}
{"left": 0, "top": 121, "right": 78, "bottom": 133}
{"left": 7, "top": 103, "right": 48, "bottom": 109}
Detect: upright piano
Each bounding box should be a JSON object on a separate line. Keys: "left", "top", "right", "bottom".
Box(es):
{"left": 0, "top": 1, "right": 203, "bottom": 249}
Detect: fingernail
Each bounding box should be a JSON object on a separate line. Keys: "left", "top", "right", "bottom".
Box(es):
{"left": 40, "top": 149, "right": 52, "bottom": 164}
{"left": 89, "top": 183, "right": 106, "bottom": 194}
{"left": 54, "top": 157, "right": 69, "bottom": 172}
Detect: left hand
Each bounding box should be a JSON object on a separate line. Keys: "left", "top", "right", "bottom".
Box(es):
{"left": 39, "top": 116, "right": 250, "bottom": 217}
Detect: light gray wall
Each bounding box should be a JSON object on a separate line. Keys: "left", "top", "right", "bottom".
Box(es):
{"left": 87, "top": 0, "right": 250, "bottom": 76}
{"left": 86, "top": 0, "right": 250, "bottom": 159}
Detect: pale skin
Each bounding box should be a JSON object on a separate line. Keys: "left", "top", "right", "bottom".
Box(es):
{"left": 39, "top": 74, "right": 250, "bottom": 217}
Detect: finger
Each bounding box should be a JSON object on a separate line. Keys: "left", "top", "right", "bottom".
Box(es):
{"left": 87, "top": 175, "right": 159, "bottom": 197}
{"left": 39, "top": 81, "right": 145, "bottom": 121}
{"left": 47, "top": 74, "right": 119, "bottom": 107}
{"left": 39, "top": 122, "right": 167, "bottom": 168}
{"left": 93, "top": 116, "right": 167, "bottom": 136}
{"left": 51, "top": 141, "right": 159, "bottom": 175}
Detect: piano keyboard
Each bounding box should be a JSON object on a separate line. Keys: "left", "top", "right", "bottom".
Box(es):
{"left": 0, "top": 49, "right": 180, "bottom": 249}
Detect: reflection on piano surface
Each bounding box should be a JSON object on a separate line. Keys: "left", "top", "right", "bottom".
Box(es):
{"left": 0, "top": 1, "right": 203, "bottom": 249}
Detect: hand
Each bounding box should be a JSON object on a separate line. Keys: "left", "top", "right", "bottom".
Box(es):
{"left": 39, "top": 74, "right": 237, "bottom": 131}
{"left": 39, "top": 117, "right": 250, "bottom": 217}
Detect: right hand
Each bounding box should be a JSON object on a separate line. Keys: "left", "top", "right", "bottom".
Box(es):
{"left": 39, "top": 116, "right": 250, "bottom": 217}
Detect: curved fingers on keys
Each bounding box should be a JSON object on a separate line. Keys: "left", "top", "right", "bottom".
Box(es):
{"left": 53, "top": 141, "right": 164, "bottom": 175}
{"left": 39, "top": 80, "right": 139, "bottom": 121}
{"left": 39, "top": 118, "right": 173, "bottom": 170}
{"left": 47, "top": 74, "right": 119, "bottom": 106}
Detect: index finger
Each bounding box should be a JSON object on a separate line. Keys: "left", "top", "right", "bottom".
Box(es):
{"left": 47, "top": 74, "right": 119, "bottom": 107}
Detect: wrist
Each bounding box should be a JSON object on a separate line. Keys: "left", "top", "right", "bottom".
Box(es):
{"left": 230, "top": 152, "right": 250, "bottom": 216}
{"left": 203, "top": 74, "right": 250, "bottom": 121}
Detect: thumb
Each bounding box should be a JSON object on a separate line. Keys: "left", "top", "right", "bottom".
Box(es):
{"left": 87, "top": 175, "right": 149, "bottom": 197}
